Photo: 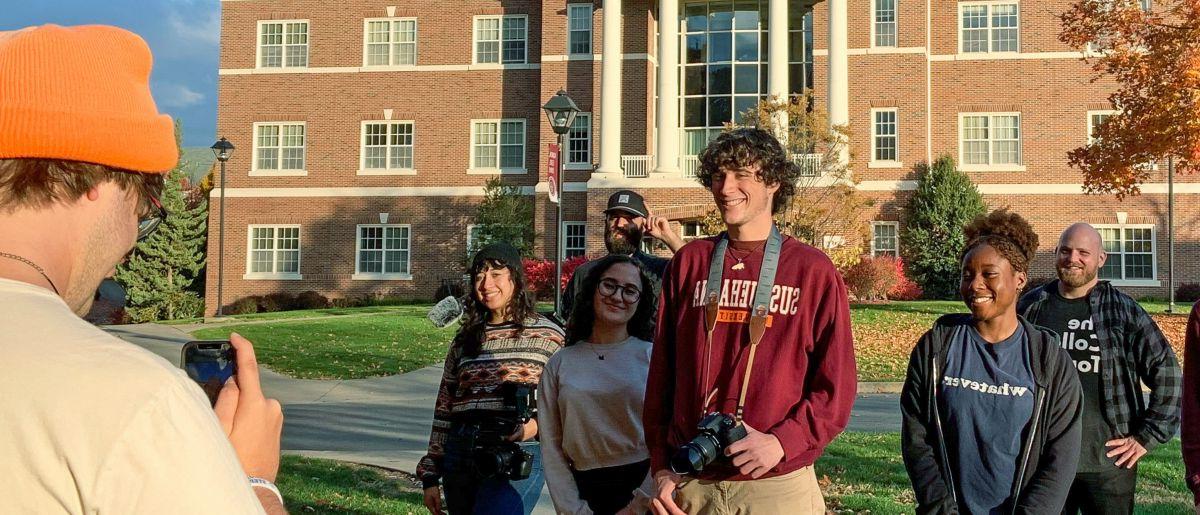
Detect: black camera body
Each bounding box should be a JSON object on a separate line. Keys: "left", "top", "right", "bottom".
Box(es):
{"left": 669, "top": 412, "right": 748, "bottom": 475}
{"left": 463, "top": 384, "right": 537, "bottom": 481}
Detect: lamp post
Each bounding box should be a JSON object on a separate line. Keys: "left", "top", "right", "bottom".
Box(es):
{"left": 210, "top": 137, "right": 235, "bottom": 317}
{"left": 1168, "top": 154, "right": 1175, "bottom": 313}
{"left": 542, "top": 90, "right": 580, "bottom": 320}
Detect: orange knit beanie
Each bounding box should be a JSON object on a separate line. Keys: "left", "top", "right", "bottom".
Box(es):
{"left": 0, "top": 24, "right": 177, "bottom": 173}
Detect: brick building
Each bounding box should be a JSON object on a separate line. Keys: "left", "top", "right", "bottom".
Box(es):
{"left": 206, "top": 0, "right": 1199, "bottom": 314}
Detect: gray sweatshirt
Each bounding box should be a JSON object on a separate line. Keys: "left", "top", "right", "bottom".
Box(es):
{"left": 538, "top": 337, "right": 654, "bottom": 515}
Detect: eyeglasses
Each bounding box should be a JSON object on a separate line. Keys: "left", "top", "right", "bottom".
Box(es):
{"left": 137, "top": 195, "right": 168, "bottom": 242}
{"left": 598, "top": 278, "right": 641, "bottom": 303}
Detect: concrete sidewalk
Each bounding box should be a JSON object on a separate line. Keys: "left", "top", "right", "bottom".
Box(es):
{"left": 106, "top": 323, "right": 903, "bottom": 514}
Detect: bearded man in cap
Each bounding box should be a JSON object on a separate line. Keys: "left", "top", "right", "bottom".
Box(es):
{"left": 0, "top": 25, "right": 284, "bottom": 514}
{"left": 562, "top": 190, "right": 684, "bottom": 320}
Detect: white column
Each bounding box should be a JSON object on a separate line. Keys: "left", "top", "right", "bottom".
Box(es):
{"left": 767, "top": 0, "right": 789, "bottom": 133}
{"left": 828, "top": 0, "right": 850, "bottom": 165}
{"left": 596, "top": 0, "right": 624, "bottom": 175}
{"left": 654, "top": 0, "right": 680, "bottom": 175}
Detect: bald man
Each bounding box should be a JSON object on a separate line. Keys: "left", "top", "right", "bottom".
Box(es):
{"left": 1018, "top": 223, "right": 1181, "bottom": 515}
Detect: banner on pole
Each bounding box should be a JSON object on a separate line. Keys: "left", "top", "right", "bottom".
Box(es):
{"left": 547, "top": 143, "right": 560, "bottom": 204}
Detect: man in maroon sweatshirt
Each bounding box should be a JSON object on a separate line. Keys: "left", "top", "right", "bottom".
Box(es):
{"left": 643, "top": 128, "right": 857, "bottom": 514}
{"left": 1182, "top": 301, "right": 1200, "bottom": 512}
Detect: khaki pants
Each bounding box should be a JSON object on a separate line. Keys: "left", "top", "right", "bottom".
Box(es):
{"left": 674, "top": 466, "right": 826, "bottom": 514}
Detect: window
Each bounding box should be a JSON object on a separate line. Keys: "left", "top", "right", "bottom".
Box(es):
{"left": 466, "top": 225, "right": 484, "bottom": 258}
{"left": 246, "top": 225, "right": 301, "bottom": 278}
{"left": 474, "top": 15, "right": 527, "bottom": 64}
{"left": 872, "top": 108, "right": 898, "bottom": 163}
{"left": 1096, "top": 225, "right": 1156, "bottom": 282}
{"left": 253, "top": 122, "right": 306, "bottom": 175}
{"left": 258, "top": 21, "right": 308, "bottom": 68}
{"left": 682, "top": 221, "right": 708, "bottom": 241}
{"left": 1087, "top": 110, "right": 1116, "bottom": 144}
{"left": 567, "top": 4, "right": 593, "bottom": 55}
{"left": 874, "top": 0, "right": 897, "bottom": 47}
{"left": 960, "top": 2, "right": 1018, "bottom": 53}
{"left": 355, "top": 225, "right": 411, "bottom": 278}
{"left": 564, "top": 222, "right": 586, "bottom": 258}
{"left": 361, "top": 121, "right": 415, "bottom": 173}
{"left": 960, "top": 113, "right": 1021, "bottom": 169}
{"left": 364, "top": 18, "right": 417, "bottom": 66}
{"left": 871, "top": 222, "right": 899, "bottom": 257}
{"left": 471, "top": 119, "right": 526, "bottom": 172}
{"left": 566, "top": 113, "right": 591, "bottom": 166}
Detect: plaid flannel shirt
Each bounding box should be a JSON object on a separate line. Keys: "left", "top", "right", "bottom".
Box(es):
{"left": 1019, "top": 280, "right": 1182, "bottom": 450}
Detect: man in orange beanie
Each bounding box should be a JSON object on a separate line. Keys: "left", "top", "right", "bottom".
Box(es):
{"left": 0, "top": 25, "right": 285, "bottom": 514}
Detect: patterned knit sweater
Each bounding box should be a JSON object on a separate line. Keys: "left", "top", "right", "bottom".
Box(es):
{"left": 417, "top": 315, "right": 564, "bottom": 486}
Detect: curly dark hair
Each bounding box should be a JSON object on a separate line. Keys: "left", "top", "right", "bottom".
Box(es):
{"left": 565, "top": 255, "right": 657, "bottom": 346}
{"left": 695, "top": 128, "right": 799, "bottom": 215}
{"left": 961, "top": 208, "right": 1040, "bottom": 274}
{"left": 454, "top": 257, "right": 537, "bottom": 357}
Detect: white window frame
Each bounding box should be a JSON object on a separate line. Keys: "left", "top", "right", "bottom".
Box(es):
{"left": 565, "top": 112, "right": 592, "bottom": 170}
{"left": 353, "top": 224, "right": 413, "bottom": 280}
{"left": 1094, "top": 224, "right": 1158, "bottom": 286}
{"left": 872, "top": 0, "right": 898, "bottom": 48}
{"left": 472, "top": 15, "right": 529, "bottom": 65}
{"left": 681, "top": 221, "right": 708, "bottom": 242}
{"left": 958, "top": 112, "right": 1025, "bottom": 172}
{"left": 362, "top": 18, "right": 418, "bottom": 68}
{"left": 468, "top": 118, "right": 527, "bottom": 174}
{"left": 871, "top": 221, "right": 900, "bottom": 257}
{"left": 256, "top": 20, "right": 310, "bottom": 69}
{"left": 1087, "top": 110, "right": 1159, "bottom": 170}
{"left": 250, "top": 122, "right": 308, "bottom": 176}
{"left": 244, "top": 225, "right": 302, "bottom": 280}
{"left": 466, "top": 224, "right": 483, "bottom": 258}
{"left": 870, "top": 108, "right": 901, "bottom": 168}
{"left": 563, "top": 222, "right": 587, "bottom": 258}
{"left": 566, "top": 4, "right": 594, "bottom": 55}
{"left": 958, "top": 2, "right": 1020, "bottom": 54}
{"left": 358, "top": 120, "right": 416, "bottom": 175}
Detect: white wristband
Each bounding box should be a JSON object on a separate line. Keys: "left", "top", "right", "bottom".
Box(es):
{"left": 249, "top": 476, "right": 283, "bottom": 505}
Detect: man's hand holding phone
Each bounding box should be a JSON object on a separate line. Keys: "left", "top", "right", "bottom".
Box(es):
{"left": 213, "top": 333, "right": 284, "bottom": 482}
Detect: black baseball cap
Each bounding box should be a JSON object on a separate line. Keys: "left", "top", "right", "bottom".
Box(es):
{"left": 471, "top": 242, "right": 522, "bottom": 272}
{"left": 604, "top": 190, "right": 648, "bottom": 218}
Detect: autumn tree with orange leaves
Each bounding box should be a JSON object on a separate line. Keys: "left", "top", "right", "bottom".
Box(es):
{"left": 1060, "top": 0, "right": 1200, "bottom": 198}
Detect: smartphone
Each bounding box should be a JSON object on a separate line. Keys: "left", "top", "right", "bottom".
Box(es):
{"left": 181, "top": 340, "right": 237, "bottom": 407}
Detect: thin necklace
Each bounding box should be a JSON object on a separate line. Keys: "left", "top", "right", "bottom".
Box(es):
{"left": 585, "top": 336, "right": 627, "bottom": 361}
{"left": 0, "top": 252, "right": 60, "bottom": 295}
{"left": 727, "top": 242, "right": 767, "bottom": 271}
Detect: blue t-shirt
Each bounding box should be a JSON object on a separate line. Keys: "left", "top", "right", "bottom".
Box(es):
{"left": 940, "top": 324, "right": 1035, "bottom": 514}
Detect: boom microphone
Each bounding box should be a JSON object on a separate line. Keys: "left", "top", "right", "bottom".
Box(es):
{"left": 428, "top": 295, "right": 465, "bottom": 328}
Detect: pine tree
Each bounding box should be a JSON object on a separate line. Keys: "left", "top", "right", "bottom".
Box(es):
{"left": 115, "top": 124, "right": 208, "bottom": 321}
{"left": 473, "top": 176, "right": 536, "bottom": 257}
{"left": 900, "top": 155, "right": 987, "bottom": 299}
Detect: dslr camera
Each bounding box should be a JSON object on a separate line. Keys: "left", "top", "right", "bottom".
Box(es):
{"left": 465, "top": 384, "right": 536, "bottom": 481}
{"left": 669, "top": 412, "right": 748, "bottom": 475}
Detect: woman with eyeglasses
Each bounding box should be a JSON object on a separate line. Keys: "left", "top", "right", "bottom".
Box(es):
{"left": 417, "top": 242, "right": 564, "bottom": 515}
{"left": 539, "top": 255, "right": 658, "bottom": 515}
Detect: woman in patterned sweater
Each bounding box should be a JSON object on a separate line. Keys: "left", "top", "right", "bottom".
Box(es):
{"left": 418, "top": 242, "right": 564, "bottom": 515}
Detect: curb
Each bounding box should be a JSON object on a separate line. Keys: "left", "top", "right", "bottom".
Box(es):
{"left": 857, "top": 382, "right": 904, "bottom": 394}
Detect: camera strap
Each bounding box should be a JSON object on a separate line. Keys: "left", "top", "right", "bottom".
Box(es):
{"left": 700, "top": 225, "right": 783, "bottom": 422}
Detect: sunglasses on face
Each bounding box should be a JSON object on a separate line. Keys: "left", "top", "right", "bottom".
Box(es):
{"left": 137, "top": 195, "right": 167, "bottom": 242}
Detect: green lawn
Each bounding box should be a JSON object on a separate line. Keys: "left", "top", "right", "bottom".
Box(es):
{"left": 819, "top": 433, "right": 1192, "bottom": 514}
{"left": 161, "top": 305, "right": 419, "bottom": 325}
{"left": 277, "top": 455, "right": 425, "bottom": 514}
{"left": 189, "top": 305, "right": 453, "bottom": 379}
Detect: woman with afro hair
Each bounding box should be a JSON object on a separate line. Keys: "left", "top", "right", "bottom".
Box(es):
{"left": 901, "top": 209, "right": 1083, "bottom": 514}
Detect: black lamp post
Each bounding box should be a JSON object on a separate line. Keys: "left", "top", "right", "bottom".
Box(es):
{"left": 542, "top": 90, "right": 580, "bottom": 319}
{"left": 210, "top": 137, "right": 235, "bottom": 317}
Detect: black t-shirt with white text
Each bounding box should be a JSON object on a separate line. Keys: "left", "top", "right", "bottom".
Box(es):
{"left": 1034, "top": 290, "right": 1117, "bottom": 472}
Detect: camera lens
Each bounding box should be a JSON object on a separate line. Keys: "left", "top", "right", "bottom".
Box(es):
{"left": 669, "top": 435, "right": 720, "bottom": 474}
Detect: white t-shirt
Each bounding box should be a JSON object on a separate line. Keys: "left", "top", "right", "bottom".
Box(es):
{"left": 0, "top": 278, "right": 264, "bottom": 514}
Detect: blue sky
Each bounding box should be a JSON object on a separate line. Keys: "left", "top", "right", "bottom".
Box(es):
{"left": 3, "top": 0, "right": 221, "bottom": 147}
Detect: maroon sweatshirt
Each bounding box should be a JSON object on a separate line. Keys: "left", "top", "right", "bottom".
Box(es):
{"left": 643, "top": 235, "right": 857, "bottom": 481}
{"left": 1182, "top": 302, "right": 1200, "bottom": 505}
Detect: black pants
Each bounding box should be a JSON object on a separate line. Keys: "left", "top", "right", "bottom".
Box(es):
{"left": 571, "top": 459, "right": 651, "bottom": 515}
{"left": 1061, "top": 465, "right": 1137, "bottom": 515}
